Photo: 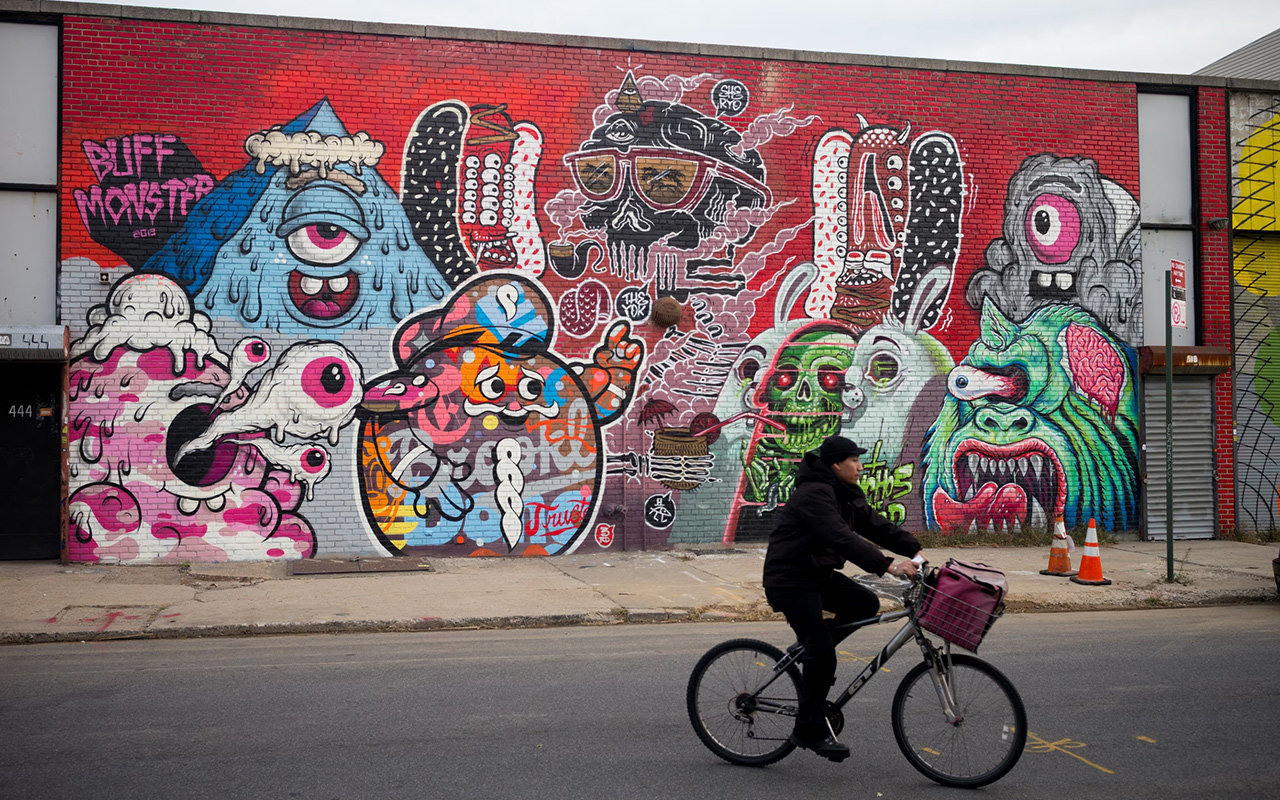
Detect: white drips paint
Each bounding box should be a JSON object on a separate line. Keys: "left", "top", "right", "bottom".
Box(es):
{"left": 494, "top": 437, "right": 525, "bottom": 550}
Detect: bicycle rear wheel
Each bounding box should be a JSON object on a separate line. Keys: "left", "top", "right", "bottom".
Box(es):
{"left": 891, "top": 653, "right": 1026, "bottom": 787}
{"left": 686, "top": 639, "right": 800, "bottom": 767}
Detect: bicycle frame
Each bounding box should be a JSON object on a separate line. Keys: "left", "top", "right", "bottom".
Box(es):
{"left": 749, "top": 594, "right": 963, "bottom": 725}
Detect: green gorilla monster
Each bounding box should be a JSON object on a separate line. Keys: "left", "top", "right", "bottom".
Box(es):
{"left": 921, "top": 301, "right": 1140, "bottom": 533}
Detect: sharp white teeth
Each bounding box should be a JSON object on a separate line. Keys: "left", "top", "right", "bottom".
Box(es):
{"left": 968, "top": 520, "right": 978, "bottom": 535}
{"left": 1031, "top": 497, "right": 1047, "bottom": 529}
{"left": 980, "top": 456, "right": 991, "bottom": 474}
{"left": 300, "top": 276, "right": 324, "bottom": 295}
{"left": 985, "top": 520, "right": 997, "bottom": 535}
{"left": 178, "top": 497, "right": 199, "bottom": 515}
{"left": 964, "top": 483, "right": 977, "bottom": 501}
{"left": 1030, "top": 455, "right": 1043, "bottom": 479}
{"left": 1018, "top": 459, "right": 1030, "bottom": 477}
{"left": 328, "top": 275, "right": 349, "bottom": 293}
{"left": 968, "top": 454, "right": 981, "bottom": 475}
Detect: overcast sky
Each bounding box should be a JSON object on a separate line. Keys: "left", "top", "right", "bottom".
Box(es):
{"left": 119, "top": 0, "right": 1280, "bottom": 74}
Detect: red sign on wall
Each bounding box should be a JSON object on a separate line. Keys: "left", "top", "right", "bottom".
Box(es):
{"left": 1170, "top": 259, "right": 1187, "bottom": 329}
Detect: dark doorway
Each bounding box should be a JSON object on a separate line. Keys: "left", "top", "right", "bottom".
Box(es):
{"left": 0, "top": 361, "right": 63, "bottom": 559}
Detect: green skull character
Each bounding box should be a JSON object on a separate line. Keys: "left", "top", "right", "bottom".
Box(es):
{"left": 921, "top": 301, "right": 1140, "bottom": 534}
{"left": 746, "top": 323, "right": 859, "bottom": 504}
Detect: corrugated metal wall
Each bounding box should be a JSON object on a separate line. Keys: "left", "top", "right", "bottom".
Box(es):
{"left": 1145, "top": 376, "right": 1217, "bottom": 539}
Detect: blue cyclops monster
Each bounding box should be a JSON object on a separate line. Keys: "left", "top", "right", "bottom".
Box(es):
{"left": 145, "top": 99, "right": 451, "bottom": 334}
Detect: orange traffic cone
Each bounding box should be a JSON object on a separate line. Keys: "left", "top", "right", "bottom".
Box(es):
{"left": 1070, "top": 518, "right": 1111, "bottom": 586}
{"left": 1039, "top": 515, "right": 1077, "bottom": 577}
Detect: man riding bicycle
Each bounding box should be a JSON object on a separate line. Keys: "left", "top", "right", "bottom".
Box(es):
{"left": 763, "top": 435, "right": 924, "bottom": 762}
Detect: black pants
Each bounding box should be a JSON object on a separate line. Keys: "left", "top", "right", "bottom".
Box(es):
{"left": 765, "top": 573, "right": 880, "bottom": 741}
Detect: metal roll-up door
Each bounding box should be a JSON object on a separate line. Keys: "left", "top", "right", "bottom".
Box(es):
{"left": 1144, "top": 376, "right": 1216, "bottom": 539}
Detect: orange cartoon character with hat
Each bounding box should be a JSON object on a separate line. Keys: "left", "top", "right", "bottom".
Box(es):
{"left": 357, "top": 274, "right": 643, "bottom": 556}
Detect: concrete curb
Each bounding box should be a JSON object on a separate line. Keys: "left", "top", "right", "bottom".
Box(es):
{"left": 3, "top": 542, "right": 1275, "bottom": 646}
{"left": 6, "top": 590, "right": 1273, "bottom": 646}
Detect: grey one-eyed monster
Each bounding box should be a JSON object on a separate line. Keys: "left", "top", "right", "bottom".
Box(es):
{"left": 965, "top": 154, "right": 1142, "bottom": 346}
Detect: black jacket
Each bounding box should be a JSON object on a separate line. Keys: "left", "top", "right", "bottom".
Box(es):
{"left": 762, "top": 452, "right": 921, "bottom": 590}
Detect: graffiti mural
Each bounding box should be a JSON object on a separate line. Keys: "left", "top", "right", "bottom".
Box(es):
{"left": 921, "top": 301, "right": 1141, "bottom": 533}
{"left": 357, "top": 274, "right": 642, "bottom": 556}
{"left": 1231, "top": 93, "right": 1280, "bottom": 532}
{"left": 402, "top": 101, "right": 547, "bottom": 283}
{"left": 145, "top": 100, "right": 452, "bottom": 334}
{"left": 67, "top": 273, "right": 362, "bottom": 563}
{"left": 72, "top": 134, "right": 215, "bottom": 269}
{"left": 59, "top": 17, "right": 1155, "bottom": 559}
{"left": 809, "top": 119, "right": 964, "bottom": 332}
{"left": 546, "top": 71, "right": 813, "bottom": 299}
{"left": 965, "top": 154, "right": 1143, "bottom": 346}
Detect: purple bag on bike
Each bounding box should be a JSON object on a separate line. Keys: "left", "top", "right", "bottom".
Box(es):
{"left": 917, "top": 559, "right": 1007, "bottom": 651}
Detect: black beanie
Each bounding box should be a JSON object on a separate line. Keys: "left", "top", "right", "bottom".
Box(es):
{"left": 819, "top": 435, "right": 868, "bottom": 466}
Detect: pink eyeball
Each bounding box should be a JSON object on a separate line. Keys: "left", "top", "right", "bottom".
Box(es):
{"left": 1025, "top": 194, "right": 1081, "bottom": 265}
{"left": 244, "top": 338, "right": 271, "bottom": 364}
{"left": 302, "top": 358, "right": 354, "bottom": 408}
{"left": 301, "top": 448, "right": 327, "bottom": 474}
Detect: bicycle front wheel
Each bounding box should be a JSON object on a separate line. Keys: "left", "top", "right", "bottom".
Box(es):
{"left": 686, "top": 639, "right": 800, "bottom": 767}
{"left": 891, "top": 654, "right": 1026, "bottom": 788}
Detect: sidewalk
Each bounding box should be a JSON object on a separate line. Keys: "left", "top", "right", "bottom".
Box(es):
{"left": 2, "top": 541, "right": 1276, "bottom": 644}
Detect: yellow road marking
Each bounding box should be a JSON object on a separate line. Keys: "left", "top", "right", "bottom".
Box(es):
{"left": 713, "top": 587, "right": 747, "bottom": 603}
{"left": 1136, "top": 736, "right": 1157, "bottom": 744}
{"left": 1026, "top": 731, "right": 1115, "bottom": 774}
{"left": 837, "top": 649, "right": 890, "bottom": 672}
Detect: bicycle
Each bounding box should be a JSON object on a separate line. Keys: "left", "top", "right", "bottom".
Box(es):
{"left": 685, "top": 567, "right": 1026, "bottom": 788}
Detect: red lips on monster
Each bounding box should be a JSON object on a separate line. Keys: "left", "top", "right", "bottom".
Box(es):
{"left": 932, "top": 438, "right": 1067, "bottom": 532}
{"left": 288, "top": 271, "right": 359, "bottom": 320}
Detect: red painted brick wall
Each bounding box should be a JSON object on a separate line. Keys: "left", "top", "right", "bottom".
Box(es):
{"left": 56, "top": 16, "right": 1187, "bottom": 562}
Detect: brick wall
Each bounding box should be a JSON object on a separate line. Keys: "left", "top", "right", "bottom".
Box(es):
{"left": 58, "top": 16, "right": 1166, "bottom": 562}
{"left": 1196, "top": 87, "right": 1235, "bottom": 535}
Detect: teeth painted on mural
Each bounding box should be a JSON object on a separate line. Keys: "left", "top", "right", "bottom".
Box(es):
{"left": 299, "top": 276, "right": 324, "bottom": 295}
{"left": 177, "top": 497, "right": 200, "bottom": 515}
{"left": 206, "top": 493, "right": 226, "bottom": 512}
{"left": 1030, "top": 497, "right": 1048, "bottom": 528}
{"left": 328, "top": 275, "right": 349, "bottom": 293}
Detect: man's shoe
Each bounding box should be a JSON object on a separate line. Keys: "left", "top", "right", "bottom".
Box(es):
{"left": 790, "top": 733, "right": 850, "bottom": 762}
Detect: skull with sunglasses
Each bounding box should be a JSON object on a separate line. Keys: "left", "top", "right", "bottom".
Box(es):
{"left": 567, "top": 99, "right": 771, "bottom": 281}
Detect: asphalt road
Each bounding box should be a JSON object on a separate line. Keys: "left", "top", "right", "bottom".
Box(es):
{"left": 1, "top": 606, "right": 1278, "bottom": 799}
